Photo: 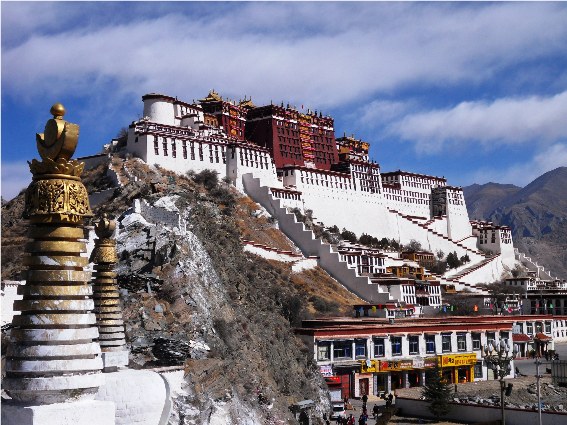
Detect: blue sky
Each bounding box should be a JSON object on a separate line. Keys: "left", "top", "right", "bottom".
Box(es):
{"left": 2, "top": 2, "right": 567, "bottom": 200}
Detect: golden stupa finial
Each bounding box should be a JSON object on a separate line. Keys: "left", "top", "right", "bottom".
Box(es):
{"left": 36, "top": 103, "right": 79, "bottom": 162}
{"left": 94, "top": 213, "right": 116, "bottom": 239}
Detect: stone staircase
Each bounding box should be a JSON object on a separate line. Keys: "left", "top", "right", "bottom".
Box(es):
{"left": 243, "top": 174, "right": 391, "bottom": 303}
{"left": 444, "top": 254, "right": 501, "bottom": 291}
{"left": 514, "top": 249, "right": 556, "bottom": 281}
{"left": 388, "top": 208, "right": 486, "bottom": 259}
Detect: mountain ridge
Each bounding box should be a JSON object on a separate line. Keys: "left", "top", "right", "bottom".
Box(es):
{"left": 464, "top": 167, "right": 567, "bottom": 280}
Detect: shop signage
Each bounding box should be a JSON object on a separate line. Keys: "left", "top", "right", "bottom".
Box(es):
{"left": 320, "top": 365, "right": 333, "bottom": 377}
{"left": 380, "top": 359, "right": 413, "bottom": 371}
{"left": 440, "top": 353, "right": 477, "bottom": 367}
{"left": 325, "top": 376, "right": 341, "bottom": 385}
{"left": 360, "top": 360, "right": 379, "bottom": 373}
{"left": 411, "top": 357, "right": 438, "bottom": 369}
{"left": 424, "top": 357, "right": 438, "bottom": 368}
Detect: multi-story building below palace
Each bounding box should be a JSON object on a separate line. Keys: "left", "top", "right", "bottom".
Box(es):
{"left": 296, "top": 314, "right": 567, "bottom": 400}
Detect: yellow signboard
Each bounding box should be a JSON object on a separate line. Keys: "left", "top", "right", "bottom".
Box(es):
{"left": 440, "top": 353, "right": 477, "bottom": 367}
{"left": 360, "top": 360, "right": 379, "bottom": 373}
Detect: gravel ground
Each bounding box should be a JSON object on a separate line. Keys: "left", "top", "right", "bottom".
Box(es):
{"left": 395, "top": 375, "right": 567, "bottom": 411}
{"left": 388, "top": 374, "right": 567, "bottom": 424}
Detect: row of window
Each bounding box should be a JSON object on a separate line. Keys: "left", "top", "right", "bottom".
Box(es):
{"left": 317, "top": 332, "right": 499, "bottom": 361}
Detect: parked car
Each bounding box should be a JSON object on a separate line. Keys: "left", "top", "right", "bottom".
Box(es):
{"left": 330, "top": 402, "right": 346, "bottom": 420}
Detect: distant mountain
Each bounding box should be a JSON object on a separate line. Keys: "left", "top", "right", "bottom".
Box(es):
{"left": 463, "top": 183, "right": 521, "bottom": 220}
{"left": 464, "top": 167, "right": 567, "bottom": 280}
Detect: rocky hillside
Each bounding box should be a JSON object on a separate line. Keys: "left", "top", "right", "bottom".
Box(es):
{"left": 463, "top": 183, "right": 521, "bottom": 221}
{"left": 2, "top": 156, "right": 363, "bottom": 424}
{"left": 464, "top": 167, "right": 567, "bottom": 279}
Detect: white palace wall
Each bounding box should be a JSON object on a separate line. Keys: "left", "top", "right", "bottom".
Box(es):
{"left": 226, "top": 145, "right": 279, "bottom": 191}
{"left": 126, "top": 125, "right": 503, "bottom": 278}
{"left": 122, "top": 95, "right": 526, "bottom": 286}
{"left": 445, "top": 187, "right": 472, "bottom": 242}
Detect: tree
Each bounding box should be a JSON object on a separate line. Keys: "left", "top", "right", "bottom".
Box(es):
{"left": 390, "top": 239, "right": 401, "bottom": 251}
{"left": 404, "top": 239, "right": 422, "bottom": 252}
{"left": 422, "top": 364, "right": 453, "bottom": 420}
{"left": 446, "top": 251, "right": 462, "bottom": 269}
{"left": 378, "top": 237, "right": 390, "bottom": 249}
{"left": 328, "top": 225, "right": 340, "bottom": 234}
{"left": 359, "top": 233, "right": 374, "bottom": 246}
{"left": 340, "top": 229, "right": 357, "bottom": 243}
{"left": 484, "top": 281, "right": 524, "bottom": 313}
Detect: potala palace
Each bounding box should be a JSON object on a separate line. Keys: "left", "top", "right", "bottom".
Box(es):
{"left": 114, "top": 91, "right": 559, "bottom": 314}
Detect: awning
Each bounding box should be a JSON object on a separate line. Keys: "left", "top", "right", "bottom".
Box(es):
{"left": 512, "top": 334, "right": 532, "bottom": 343}
{"left": 535, "top": 332, "right": 553, "bottom": 341}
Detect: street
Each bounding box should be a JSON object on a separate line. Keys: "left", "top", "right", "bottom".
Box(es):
{"left": 515, "top": 342, "right": 567, "bottom": 376}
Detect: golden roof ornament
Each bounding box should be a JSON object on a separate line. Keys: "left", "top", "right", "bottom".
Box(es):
{"left": 90, "top": 214, "right": 118, "bottom": 265}
{"left": 94, "top": 213, "right": 116, "bottom": 239}
{"left": 24, "top": 103, "right": 92, "bottom": 222}
{"left": 199, "top": 89, "right": 223, "bottom": 103}
{"left": 36, "top": 103, "right": 79, "bottom": 161}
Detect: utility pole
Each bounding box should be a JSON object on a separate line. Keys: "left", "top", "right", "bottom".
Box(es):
{"left": 535, "top": 358, "right": 543, "bottom": 425}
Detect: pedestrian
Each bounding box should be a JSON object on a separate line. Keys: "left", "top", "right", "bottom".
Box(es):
{"left": 372, "top": 404, "right": 379, "bottom": 419}
{"left": 386, "top": 393, "right": 393, "bottom": 407}
{"left": 347, "top": 414, "right": 355, "bottom": 425}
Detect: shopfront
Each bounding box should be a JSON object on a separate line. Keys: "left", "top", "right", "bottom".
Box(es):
{"left": 321, "top": 365, "right": 343, "bottom": 401}
{"left": 360, "top": 360, "right": 384, "bottom": 396}
{"left": 439, "top": 353, "right": 478, "bottom": 383}
{"left": 380, "top": 359, "right": 413, "bottom": 391}
{"left": 333, "top": 363, "right": 360, "bottom": 400}
{"left": 408, "top": 357, "right": 437, "bottom": 387}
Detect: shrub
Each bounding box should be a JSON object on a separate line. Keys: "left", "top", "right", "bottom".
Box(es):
{"left": 194, "top": 169, "right": 219, "bottom": 190}
{"left": 310, "top": 295, "right": 340, "bottom": 314}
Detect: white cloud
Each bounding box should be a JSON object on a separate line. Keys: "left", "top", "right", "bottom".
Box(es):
{"left": 1, "top": 161, "right": 32, "bottom": 201}
{"left": 468, "top": 143, "right": 567, "bottom": 186}
{"left": 387, "top": 91, "right": 567, "bottom": 153}
{"left": 2, "top": 3, "right": 567, "bottom": 109}
{"left": 357, "top": 100, "right": 413, "bottom": 127}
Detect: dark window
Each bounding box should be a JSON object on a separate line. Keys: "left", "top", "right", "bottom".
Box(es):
{"left": 474, "top": 361, "right": 483, "bottom": 379}
{"left": 472, "top": 333, "right": 481, "bottom": 350}
{"left": 391, "top": 337, "right": 402, "bottom": 356}
{"left": 442, "top": 334, "right": 452, "bottom": 352}
{"left": 333, "top": 341, "right": 352, "bottom": 359}
{"left": 317, "top": 341, "right": 331, "bottom": 361}
{"left": 374, "top": 338, "right": 385, "bottom": 357}
{"left": 486, "top": 332, "right": 496, "bottom": 347}
{"left": 355, "top": 339, "right": 366, "bottom": 359}
{"left": 457, "top": 334, "right": 466, "bottom": 351}
{"left": 409, "top": 336, "right": 419, "bottom": 355}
